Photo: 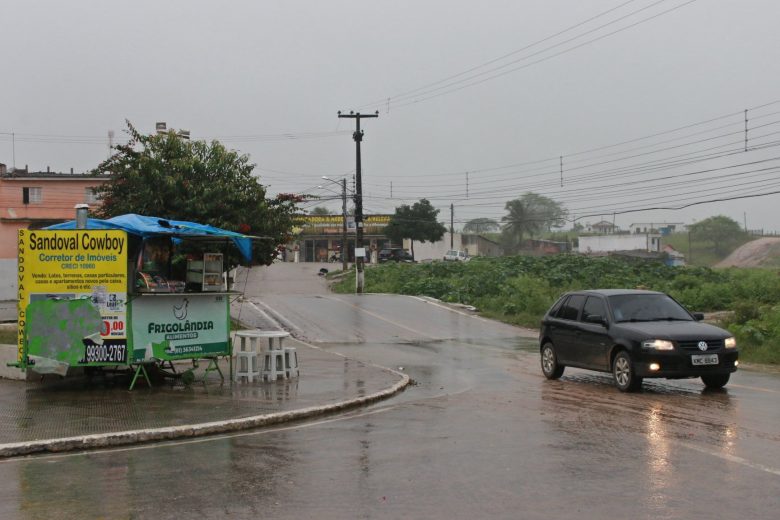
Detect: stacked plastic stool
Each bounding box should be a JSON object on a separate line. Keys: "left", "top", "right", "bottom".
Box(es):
{"left": 254, "top": 330, "right": 296, "bottom": 382}
{"left": 283, "top": 347, "right": 299, "bottom": 378}
{"left": 233, "top": 331, "right": 261, "bottom": 382}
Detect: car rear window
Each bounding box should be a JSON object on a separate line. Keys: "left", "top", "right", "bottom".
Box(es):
{"left": 559, "top": 294, "right": 585, "bottom": 321}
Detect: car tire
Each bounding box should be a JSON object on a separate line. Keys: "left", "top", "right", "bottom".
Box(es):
{"left": 701, "top": 373, "right": 730, "bottom": 389}
{"left": 541, "top": 342, "right": 564, "bottom": 379}
{"left": 613, "top": 351, "right": 642, "bottom": 392}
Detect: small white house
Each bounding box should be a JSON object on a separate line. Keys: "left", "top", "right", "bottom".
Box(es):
{"left": 629, "top": 222, "right": 685, "bottom": 235}
{"left": 586, "top": 220, "right": 619, "bottom": 234}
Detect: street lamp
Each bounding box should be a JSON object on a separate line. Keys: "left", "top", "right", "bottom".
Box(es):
{"left": 321, "top": 176, "right": 348, "bottom": 272}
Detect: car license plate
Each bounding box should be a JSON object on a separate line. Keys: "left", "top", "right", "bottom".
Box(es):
{"left": 691, "top": 354, "right": 719, "bottom": 366}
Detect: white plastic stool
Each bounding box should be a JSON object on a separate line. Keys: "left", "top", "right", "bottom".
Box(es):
{"left": 283, "top": 347, "right": 299, "bottom": 378}
{"left": 235, "top": 350, "right": 259, "bottom": 382}
{"left": 261, "top": 349, "right": 288, "bottom": 382}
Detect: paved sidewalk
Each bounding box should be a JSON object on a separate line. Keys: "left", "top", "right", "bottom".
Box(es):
{"left": 0, "top": 339, "right": 408, "bottom": 457}
{"left": 0, "top": 300, "right": 15, "bottom": 323}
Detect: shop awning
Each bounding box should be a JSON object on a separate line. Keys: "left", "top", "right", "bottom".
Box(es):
{"left": 46, "top": 213, "right": 255, "bottom": 262}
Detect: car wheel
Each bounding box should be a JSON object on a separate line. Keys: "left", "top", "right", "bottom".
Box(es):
{"left": 541, "top": 342, "right": 564, "bottom": 379}
{"left": 612, "top": 351, "right": 642, "bottom": 392}
{"left": 701, "top": 373, "right": 730, "bottom": 389}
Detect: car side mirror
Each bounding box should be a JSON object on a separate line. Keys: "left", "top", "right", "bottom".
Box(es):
{"left": 692, "top": 312, "right": 704, "bottom": 321}
{"left": 584, "top": 314, "right": 607, "bottom": 326}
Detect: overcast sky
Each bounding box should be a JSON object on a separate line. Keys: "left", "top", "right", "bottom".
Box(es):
{"left": 2, "top": 0, "right": 779, "bottom": 231}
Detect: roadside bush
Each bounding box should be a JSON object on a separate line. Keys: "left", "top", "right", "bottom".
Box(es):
{"left": 674, "top": 282, "right": 733, "bottom": 311}
{"left": 723, "top": 304, "right": 780, "bottom": 364}
{"left": 499, "top": 275, "right": 554, "bottom": 317}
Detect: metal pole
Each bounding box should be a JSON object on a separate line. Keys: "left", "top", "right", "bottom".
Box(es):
{"left": 341, "top": 178, "right": 348, "bottom": 271}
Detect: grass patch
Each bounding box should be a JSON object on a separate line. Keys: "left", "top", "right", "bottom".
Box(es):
{"left": 738, "top": 342, "right": 780, "bottom": 365}
{"left": 0, "top": 329, "right": 15, "bottom": 344}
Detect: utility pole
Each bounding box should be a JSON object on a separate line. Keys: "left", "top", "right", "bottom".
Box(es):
{"left": 450, "top": 203, "right": 454, "bottom": 249}
{"left": 338, "top": 110, "right": 378, "bottom": 293}
{"left": 341, "top": 178, "right": 348, "bottom": 271}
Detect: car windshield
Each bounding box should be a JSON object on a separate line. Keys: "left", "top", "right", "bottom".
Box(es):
{"left": 608, "top": 294, "right": 693, "bottom": 322}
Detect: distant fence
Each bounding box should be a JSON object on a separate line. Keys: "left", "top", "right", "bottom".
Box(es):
{"left": 747, "top": 229, "right": 780, "bottom": 237}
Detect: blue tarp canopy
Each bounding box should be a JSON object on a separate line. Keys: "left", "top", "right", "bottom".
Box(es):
{"left": 46, "top": 213, "right": 255, "bottom": 262}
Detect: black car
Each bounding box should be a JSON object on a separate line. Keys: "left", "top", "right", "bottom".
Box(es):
{"left": 378, "top": 248, "right": 414, "bottom": 263}
{"left": 539, "top": 289, "right": 738, "bottom": 392}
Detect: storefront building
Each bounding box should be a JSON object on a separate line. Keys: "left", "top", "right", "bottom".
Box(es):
{"left": 289, "top": 215, "right": 392, "bottom": 262}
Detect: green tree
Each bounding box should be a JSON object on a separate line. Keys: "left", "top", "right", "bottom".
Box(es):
{"left": 501, "top": 192, "right": 567, "bottom": 253}
{"left": 688, "top": 215, "right": 745, "bottom": 255}
{"left": 309, "top": 206, "right": 332, "bottom": 215}
{"left": 384, "top": 199, "right": 447, "bottom": 257}
{"left": 463, "top": 217, "right": 499, "bottom": 234}
{"left": 92, "top": 121, "right": 301, "bottom": 265}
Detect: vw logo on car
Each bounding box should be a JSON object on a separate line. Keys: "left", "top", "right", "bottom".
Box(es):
{"left": 698, "top": 341, "right": 708, "bottom": 351}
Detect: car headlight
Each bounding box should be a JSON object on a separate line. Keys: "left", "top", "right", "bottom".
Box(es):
{"left": 725, "top": 337, "right": 737, "bottom": 349}
{"left": 642, "top": 339, "right": 675, "bottom": 350}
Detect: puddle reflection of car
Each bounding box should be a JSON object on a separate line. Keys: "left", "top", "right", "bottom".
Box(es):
{"left": 378, "top": 248, "right": 414, "bottom": 263}
{"left": 539, "top": 289, "right": 739, "bottom": 392}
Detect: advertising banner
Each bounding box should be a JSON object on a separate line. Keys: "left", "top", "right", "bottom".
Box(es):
{"left": 17, "top": 229, "right": 128, "bottom": 371}
{"left": 130, "top": 294, "right": 229, "bottom": 362}
{"left": 300, "top": 214, "right": 391, "bottom": 235}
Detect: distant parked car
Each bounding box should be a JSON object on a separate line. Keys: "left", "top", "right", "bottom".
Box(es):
{"left": 539, "top": 289, "right": 739, "bottom": 392}
{"left": 378, "top": 248, "right": 414, "bottom": 263}
{"left": 443, "top": 250, "right": 469, "bottom": 262}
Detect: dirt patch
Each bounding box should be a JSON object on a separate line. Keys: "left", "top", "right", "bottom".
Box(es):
{"left": 716, "top": 237, "right": 780, "bottom": 268}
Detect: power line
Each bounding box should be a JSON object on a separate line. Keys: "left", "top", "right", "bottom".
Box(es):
{"left": 381, "top": 0, "right": 699, "bottom": 111}
{"left": 354, "top": 0, "right": 646, "bottom": 110}
{"left": 370, "top": 132, "right": 780, "bottom": 201}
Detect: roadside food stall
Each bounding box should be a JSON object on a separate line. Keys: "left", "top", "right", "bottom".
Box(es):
{"left": 14, "top": 213, "right": 256, "bottom": 389}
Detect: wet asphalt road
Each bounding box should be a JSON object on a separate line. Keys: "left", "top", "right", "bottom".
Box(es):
{"left": 1, "top": 264, "right": 779, "bottom": 519}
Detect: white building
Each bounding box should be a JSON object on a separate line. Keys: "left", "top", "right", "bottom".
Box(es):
{"left": 578, "top": 233, "right": 661, "bottom": 254}
{"left": 628, "top": 222, "right": 685, "bottom": 235}
{"left": 403, "top": 232, "right": 502, "bottom": 261}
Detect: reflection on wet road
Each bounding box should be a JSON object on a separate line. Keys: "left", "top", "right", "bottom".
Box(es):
{"left": 2, "top": 268, "right": 779, "bottom": 519}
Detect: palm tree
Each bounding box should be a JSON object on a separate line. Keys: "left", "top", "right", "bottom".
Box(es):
{"left": 501, "top": 193, "right": 567, "bottom": 254}
{"left": 501, "top": 199, "right": 538, "bottom": 253}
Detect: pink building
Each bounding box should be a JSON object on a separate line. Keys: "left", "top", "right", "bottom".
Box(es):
{"left": 0, "top": 164, "right": 108, "bottom": 298}
{"left": 0, "top": 165, "right": 108, "bottom": 258}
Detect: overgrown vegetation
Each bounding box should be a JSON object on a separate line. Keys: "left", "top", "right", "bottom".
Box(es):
{"left": 332, "top": 255, "right": 780, "bottom": 364}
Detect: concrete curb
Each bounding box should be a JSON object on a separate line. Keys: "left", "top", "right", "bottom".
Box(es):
{"left": 0, "top": 365, "right": 410, "bottom": 459}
